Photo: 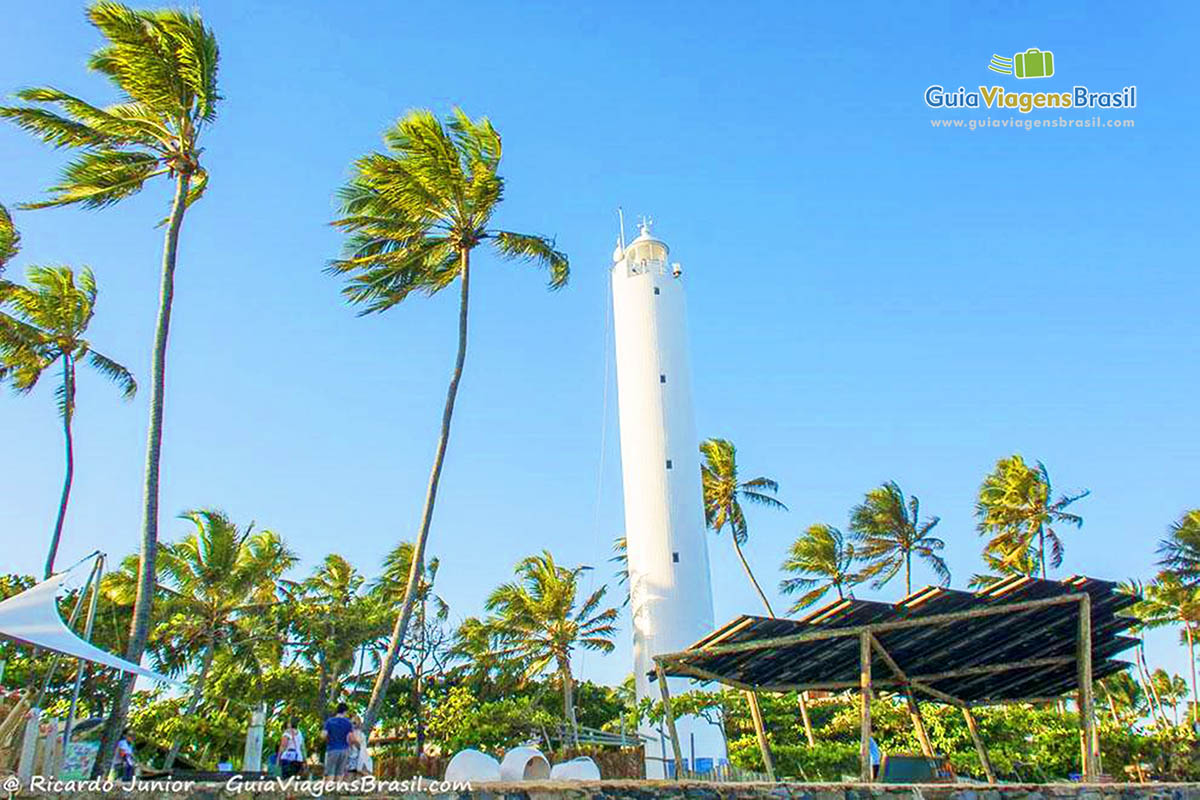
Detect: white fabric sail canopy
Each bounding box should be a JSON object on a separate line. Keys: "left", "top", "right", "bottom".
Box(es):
{"left": 0, "top": 568, "right": 175, "bottom": 685}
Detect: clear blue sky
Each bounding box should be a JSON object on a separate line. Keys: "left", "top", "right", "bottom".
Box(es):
{"left": 1, "top": 1, "right": 1197, "bottom": 690}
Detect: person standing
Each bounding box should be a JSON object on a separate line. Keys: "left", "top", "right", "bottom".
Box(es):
{"left": 320, "top": 703, "right": 353, "bottom": 778}
{"left": 114, "top": 729, "right": 136, "bottom": 781}
{"left": 278, "top": 718, "right": 306, "bottom": 778}
{"left": 347, "top": 716, "right": 373, "bottom": 777}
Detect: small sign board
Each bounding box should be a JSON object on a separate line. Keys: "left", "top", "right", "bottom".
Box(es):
{"left": 61, "top": 741, "right": 99, "bottom": 780}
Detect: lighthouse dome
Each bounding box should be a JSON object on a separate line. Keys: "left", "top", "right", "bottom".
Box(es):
{"left": 624, "top": 222, "right": 669, "bottom": 267}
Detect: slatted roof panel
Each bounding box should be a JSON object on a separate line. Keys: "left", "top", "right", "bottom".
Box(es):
{"left": 661, "top": 575, "right": 1137, "bottom": 705}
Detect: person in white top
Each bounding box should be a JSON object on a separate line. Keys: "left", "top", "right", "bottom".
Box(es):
{"left": 277, "top": 718, "right": 306, "bottom": 778}
{"left": 347, "top": 716, "right": 372, "bottom": 776}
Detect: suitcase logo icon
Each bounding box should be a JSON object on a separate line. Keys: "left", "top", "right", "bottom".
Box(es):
{"left": 988, "top": 48, "right": 1055, "bottom": 79}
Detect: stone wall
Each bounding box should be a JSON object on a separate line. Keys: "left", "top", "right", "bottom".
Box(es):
{"left": 12, "top": 779, "right": 1200, "bottom": 800}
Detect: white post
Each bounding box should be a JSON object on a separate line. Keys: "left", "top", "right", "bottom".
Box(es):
{"left": 17, "top": 709, "right": 41, "bottom": 782}
{"left": 40, "top": 718, "right": 61, "bottom": 777}
{"left": 242, "top": 705, "right": 266, "bottom": 772}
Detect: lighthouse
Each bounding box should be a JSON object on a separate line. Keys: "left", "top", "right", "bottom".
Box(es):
{"left": 610, "top": 220, "right": 726, "bottom": 777}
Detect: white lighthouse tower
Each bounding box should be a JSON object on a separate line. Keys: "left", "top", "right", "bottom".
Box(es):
{"left": 610, "top": 219, "right": 726, "bottom": 777}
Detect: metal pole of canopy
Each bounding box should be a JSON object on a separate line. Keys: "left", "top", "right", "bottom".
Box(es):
{"left": 34, "top": 557, "right": 101, "bottom": 709}
{"left": 62, "top": 554, "right": 104, "bottom": 751}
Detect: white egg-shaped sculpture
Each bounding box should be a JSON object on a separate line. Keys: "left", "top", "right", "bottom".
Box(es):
{"left": 444, "top": 749, "right": 501, "bottom": 783}
{"left": 550, "top": 756, "right": 601, "bottom": 781}
{"left": 499, "top": 747, "right": 551, "bottom": 781}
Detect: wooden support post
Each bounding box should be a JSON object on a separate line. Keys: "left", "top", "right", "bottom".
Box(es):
{"left": 859, "top": 631, "right": 873, "bottom": 783}
{"left": 961, "top": 706, "right": 996, "bottom": 784}
{"left": 654, "top": 662, "right": 685, "bottom": 779}
{"left": 906, "top": 693, "right": 934, "bottom": 758}
{"left": 798, "top": 691, "right": 816, "bottom": 747}
{"left": 745, "top": 691, "right": 776, "bottom": 782}
{"left": 1077, "top": 593, "right": 1100, "bottom": 781}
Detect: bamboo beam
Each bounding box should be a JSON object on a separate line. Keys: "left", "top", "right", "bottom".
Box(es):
{"left": 798, "top": 692, "right": 816, "bottom": 747}
{"left": 868, "top": 633, "right": 907, "bottom": 680}
{"left": 906, "top": 693, "right": 934, "bottom": 758}
{"left": 961, "top": 706, "right": 996, "bottom": 784}
{"left": 662, "top": 661, "right": 756, "bottom": 692}
{"left": 910, "top": 680, "right": 964, "bottom": 707}
{"left": 859, "top": 631, "right": 873, "bottom": 783}
{"left": 914, "top": 656, "right": 1073, "bottom": 682}
{"left": 1078, "top": 593, "right": 1100, "bottom": 780}
{"left": 967, "top": 696, "right": 1066, "bottom": 707}
{"left": 659, "top": 593, "right": 1088, "bottom": 662}
{"left": 654, "top": 662, "right": 685, "bottom": 779}
{"left": 745, "top": 691, "right": 776, "bottom": 782}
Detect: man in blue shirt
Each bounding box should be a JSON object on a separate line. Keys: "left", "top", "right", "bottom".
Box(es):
{"left": 321, "top": 703, "right": 354, "bottom": 778}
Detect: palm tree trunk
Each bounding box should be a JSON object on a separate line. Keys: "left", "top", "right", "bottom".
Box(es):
{"left": 1188, "top": 624, "right": 1198, "bottom": 724}
{"left": 362, "top": 248, "right": 471, "bottom": 736}
{"left": 316, "top": 655, "right": 330, "bottom": 719}
{"left": 1137, "top": 643, "right": 1168, "bottom": 726}
{"left": 1099, "top": 683, "right": 1120, "bottom": 726}
{"left": 94, "top": 171, "right": 191, "bottom": 777}
{"left": 727, "top": 526, "right": 808, "bottom": 745}
{"left": 558, "top": 655, "right": 578, "bottom": 747}
{"left": 1039, "top": 528, "right": 1047, "bottom": 580}
{"left": 45, "top": 354, "right": 76, "bottom": 579}
{"left": 730, "top": 532, "right": 775, "bottom": 617}
{"left": 905, "top": 551, "right": 912, "bottom": 596}
{"left": 413, "top": 669, "right": 425, "bottom": 757}
{"left": 164, "top": 639, "right": 214, "bottom": 769}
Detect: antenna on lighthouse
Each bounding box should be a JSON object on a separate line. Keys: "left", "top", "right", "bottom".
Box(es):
{"left": 617, "top": 207, "right": 626, "bottom": 251}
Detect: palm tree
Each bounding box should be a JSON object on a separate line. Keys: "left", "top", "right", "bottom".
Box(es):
{"left": 0, "top": 203, "right": 19, "bottom": 274}
{"left": 610, "top": 536, "right": 630, "bottom": 606}
{"left": 449, "top": 615, "right": 525, "bottom": 699}
{"left": 699, "top": 438, "right": 787, "bottom": 616}
{"left": 975, "top": 455, "right": 1088, "bottom": 579}
{"left": 330, "top": 108, "right": 568, "bottom": 734}
{"left": 1157, "top": 509, "right": 1200, "bottom": 586}
{"left": 114, "top": 509, "right": 294, "bottom": 768}
{"left": 291, "top": 555, "right": 378, "bottom": 719}
{"left": 484, "top": 551, "right": 618, "bottom": 739}
{"left": 1097, "top": 671, "right": 1144, "bottom": 725}
{"left": 0, "top": 266, "right": 135, "bottom": 578}
{"left": 1151, "top": 669, "right": 1188, "bottom": 725}
{"left": 779, "top": 524, "right": 860, "bottom": 612}
{"left": 1117, "top": 579, "right": 1169, "bottom": 726}
{"left": 850, "top": 481, "right": 949, "bottom": 595}
{"left": 968, "top": 543, "right": 1040, "bottom": 589}
{"left": 1135, "top": 573, "right": 1200, "bottom": 723}
{"left": 0, "top": 3, "right": 221, "bottom": 763}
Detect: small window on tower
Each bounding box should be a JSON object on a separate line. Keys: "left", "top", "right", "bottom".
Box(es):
{"left": 672, "top": 552, "right": 680, "bottom": 563}
{"left": 659, "top": 374, "right": 666, "bottom": 383}
{"left": 665, "top": 459, "right": 673, "bottom": 469}
{"left": 653, "top": 287, "right": 660, "bottom": 295}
